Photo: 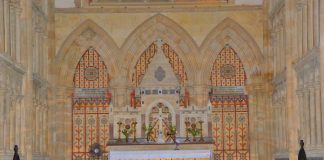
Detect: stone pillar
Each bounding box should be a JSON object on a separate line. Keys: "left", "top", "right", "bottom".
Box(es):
{"left": 297, "top": 91, "right": 304, "bottom": 140}
{"left": 0, "top": 88, "right": 6, "bottom": 151}
{"left": 303, "top": 89, "right": 310, "bottom": 145}
{"left": 320, "top": 0, "right": 324, "bottom": 145}
{"left": 21, "top": 0, "right": 35, "bottom": 159}
{"left": 52, "top": 87, "right": 73, "bottom": 160}
{"left": 314, "top": 84, "right": 322, "bottom": 144}
{"left": 16, "top": 95, "right": 23, "bottom": 153}
{"left": 302, "top": 2, "right": 308, "bottom": 54}
{"left": 309, "top": 86, "right": 316, "bottom": 145}
{"left": 313, "top": 0, "right": 320, "bottom": 47}
{"left": 193, "top": 84, "right": 208, "bottom": 108}
{"left": 285, "top": 1, "right": 299, "bottom": 159}
{"left": 307, "top": 0, "right": 314, "bottom": 49}
{"left": 9, "top": 1, "right": 16, "bottom": 60}
{"left": 246, "top": 80, "right": 272, "bottom": 160}
{"left": 0, "top": 0, "right": 4, "bottom": 52}
{"left": 9, "top": 94, "right": 16, "bottom": 151}
{"left": 4, "top": 0, "right": 10, "bottom": 54}
{"left": 15, "top": 6, "right": 21, "bottom": 64}
{"left": 296, "top": 3, "right": 303, "bottom": 59}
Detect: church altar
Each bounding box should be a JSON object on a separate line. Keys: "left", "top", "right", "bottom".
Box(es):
{"left": 109, "top": 150, "right": 212, "bottom": 160}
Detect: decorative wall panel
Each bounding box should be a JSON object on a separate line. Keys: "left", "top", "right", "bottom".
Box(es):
{"left": 72, "top": 47, "right": 110, "bottom": 160}
{"left": 73, "top": 47, "right": 109, "bottom": 88}
{"left": 212, "top": 95, "right": 249, "bottom": 160}
{"left": 132, "top": 43, "right": 187, "bottom": 87}
{"left": 210, "top": 45, "right": 249, "bottom": 160}
{"left": 210, "top": 45, "right": 246, "bottom": 86}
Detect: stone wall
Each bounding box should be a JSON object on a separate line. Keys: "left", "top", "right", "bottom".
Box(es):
{"left": 268, "top": 0, "right": 324, "bottom": 159}
{"left": 0, "top": 0, "right": 50, "bottom": 159}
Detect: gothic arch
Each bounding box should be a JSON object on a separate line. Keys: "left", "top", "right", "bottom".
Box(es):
{"left": 200, "top": 18, "right": 265, "bottom": 85}
{"left": 120, "top": 14, "right": 199, "bottom": 86}
{"left": 52, "top": 19, "right": 120, "bottom": 87}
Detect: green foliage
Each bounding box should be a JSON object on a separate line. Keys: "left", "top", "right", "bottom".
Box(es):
{"left": 187, "top": 128, "right": 201, "bottom": 137}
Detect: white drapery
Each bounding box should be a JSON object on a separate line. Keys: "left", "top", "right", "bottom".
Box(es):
{"left": 109, "top": 150, "right": 212, "bottom": 160}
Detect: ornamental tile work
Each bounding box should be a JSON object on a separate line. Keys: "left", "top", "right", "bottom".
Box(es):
{"left": 73, "top": 47, "right": 110, "bottom": 88}
{"left": 210, "top": 45, "right": 246, "bottom": 86}
{"left": 210, "top": 45, "right": 249, "bottom": 160}
{"left": 132, "top": 43, "right": 187, "bottom": 87}
{"left": 212, "top": 95, "right": 249, "bottom": 160}
{"left": 72, "top": 47, "right": 110, "bottom": 159}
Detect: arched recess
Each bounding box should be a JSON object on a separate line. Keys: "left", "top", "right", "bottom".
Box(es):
{"left": 52, "top": 19, "right": 120, "bottom": 88}
{"left": 200, "top": 18, "right": 265, "bottom": 85}
{"left": 209, "top": 45, "right": 250, "bottom": 159}
{"left": 72, "top": 47, "right": 111, "bottom": 159}
{"left": 132, "top": 42, "right": 187, "bottom": 87}
{"left": 129, "top": 41, "right": 190, "bottom": 108}
{"left": 120, "top": 14, "right": 199, "bottom": 86}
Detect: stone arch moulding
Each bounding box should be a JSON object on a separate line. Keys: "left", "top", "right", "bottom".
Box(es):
{"left": 200, "top": 17, "right": 265, "bottom": 85}
{"left": 120, "top": 14, "right": 200, "bottom": 86}
{"left": 53, "top": 19, "right": 120, "bottom": 87}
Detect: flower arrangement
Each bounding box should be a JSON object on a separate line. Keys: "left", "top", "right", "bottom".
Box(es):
{"left": 143, "top": 124, "right": 154, "bottom": 142}
{"left": 121, "top": 124, "right": 133, "bottom": 143}
{"left": 187, "top": 123, "right": 201, "bottom": 142}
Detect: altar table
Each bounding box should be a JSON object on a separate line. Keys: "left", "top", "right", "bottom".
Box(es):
{"left": 109, "top": 150, "right": 212, "bottom": 160}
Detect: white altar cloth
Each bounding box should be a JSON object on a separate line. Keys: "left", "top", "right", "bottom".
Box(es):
{"left": 109, "top": 150, "right": 212, "bottom": 160}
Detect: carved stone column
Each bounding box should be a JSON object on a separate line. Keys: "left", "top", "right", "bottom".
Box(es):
{"left": 0, "top": 0, "right": 4, "bottom": 52}
{"left": 314, "top": 84, "right": 322, "bottom": 144}
{"left": 296, "top": 91, "right": 304, "bottom": 140}
{"left": 303, "top": 88, "right": 310, "bottom": 145}
{"left": 0, "top": 88, "right": 6, "bottom": 151}
{"left": 51, "top": 87, "right": 73, "bottom": 160}
{"left": 9, "top": 1, "right": 16, "bottom": 60}
{"left": 192, "top": 84, "right": 208, "bottom": 108}
{"left": 15, "top": 6, "right": 21, "bottom": 64}
{"left": 4, "top": 0, "right": 10, "bottom": 55}
{"left": 246, "top": 79, "right": 272, "bottom": 160}
{"left": 309, "top": 86, "right": 316, "bottom": 145}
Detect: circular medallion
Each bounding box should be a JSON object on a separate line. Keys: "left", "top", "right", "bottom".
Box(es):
{"left": 84, "top": 67, "right": 99, "bottom": 81}
{"left": 220, "top": 64, "right": 236, "bottom": 79}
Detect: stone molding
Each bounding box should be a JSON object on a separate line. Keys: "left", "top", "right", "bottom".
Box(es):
{"left": 0, "top": 53, "right": 25, "bottom": 75}
{"left": 55, "top": 5, "right": 262, "bottom": 13}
